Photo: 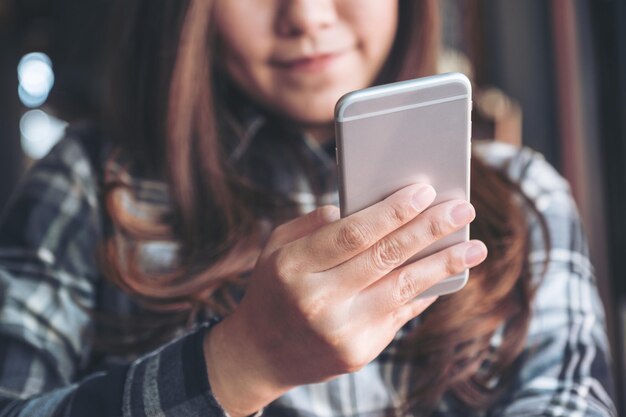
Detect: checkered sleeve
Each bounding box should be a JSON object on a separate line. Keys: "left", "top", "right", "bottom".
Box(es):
{"left": 487, "top": 146, "right": 617, "bottom": 416}
{"left": 0, "top": 136, "right": 230, "bottom": 417}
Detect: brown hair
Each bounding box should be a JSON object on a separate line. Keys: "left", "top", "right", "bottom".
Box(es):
{"left": 101, "top": 0, "right": 542, "bottom": 413}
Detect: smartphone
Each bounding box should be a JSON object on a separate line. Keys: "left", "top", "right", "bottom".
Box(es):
{"left": 334, "top": 72, "right": 472, "bottom": 298}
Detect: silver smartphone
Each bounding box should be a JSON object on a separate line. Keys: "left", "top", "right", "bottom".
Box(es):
{"left": 334, "top": 72, "right": 472, "bottom": 298}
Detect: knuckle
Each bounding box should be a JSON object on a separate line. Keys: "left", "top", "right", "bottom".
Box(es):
{"left": 333, "top": 347, "right": 366, "bottom": 374}
{"left": 393, "top": 270, "right": 421, "bottom": 304}
{"left": 443, "top": 250, "right": 464, "bottom": 277}
{"left": 372, "top": 238, "right": 404, "bottom": 271}
{"left": 299, "top": 293, "right": 329, "bottom": 323}
{"left": 425, "top": 216, "right": 446, "bottom": 241}
{"left": 272, "top": 249, "right": 298, "bottom": 282}
{"left": 315, "top": 329, "right": 367, "bottom": 374}
{"left": 385, "top": 202, "right": 411, "bottom": 225}
{"left": 336, "top": 221, "right": 370, "bottom": 252}
{"left": 341, "top": 360, "right": 365, "bottom": 375}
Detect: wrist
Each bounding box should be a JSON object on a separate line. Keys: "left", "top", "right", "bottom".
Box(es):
{"left": 204, "top": 315, "right": 291, "bottom": 417}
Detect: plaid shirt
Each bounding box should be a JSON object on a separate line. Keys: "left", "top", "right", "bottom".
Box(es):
{"left": 0, "top": 120, "right": 617, "bottom": 417}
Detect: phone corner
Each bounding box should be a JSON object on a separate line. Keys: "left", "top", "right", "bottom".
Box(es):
{"left": 444, "top": 72, "right": 472, "bottom": 96}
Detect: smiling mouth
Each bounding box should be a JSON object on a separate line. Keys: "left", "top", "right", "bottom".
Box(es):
{"left": 271, "top": 50, "right": 349, "bottom": 72}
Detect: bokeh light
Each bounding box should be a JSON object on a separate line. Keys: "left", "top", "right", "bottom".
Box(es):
{"left": 17, "top": 52, "right": 55, "bottom": 108}
{"left": 19, "top": 110, "right": 67, "bottom": 160}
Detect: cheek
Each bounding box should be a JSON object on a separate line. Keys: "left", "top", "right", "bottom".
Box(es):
{"left": 347, "top": 1, "right": 398, "bottom": 64}
{"left": 214, "top": 3, "right": 273, "bottom": 85}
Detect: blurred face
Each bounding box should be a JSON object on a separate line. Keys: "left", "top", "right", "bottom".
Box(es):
{"left": 214, "top": 0, "right": 398, "bottom": 133}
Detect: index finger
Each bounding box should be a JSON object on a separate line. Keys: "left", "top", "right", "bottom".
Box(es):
{"left": 284, "top": 183, "right": 436, "bottom": 273}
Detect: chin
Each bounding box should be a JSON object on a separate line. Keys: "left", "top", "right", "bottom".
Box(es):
{"left": 280, "top": 108, "right": 334, "bottom": 127}
{"left": 278, "top": 92, "right": 346, "bottom": 125}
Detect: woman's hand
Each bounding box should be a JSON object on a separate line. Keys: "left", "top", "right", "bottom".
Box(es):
{"left": 204, "top": 184, "right": 487, "bottom": 416}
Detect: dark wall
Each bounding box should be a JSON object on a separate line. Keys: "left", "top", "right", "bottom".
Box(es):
{"left": 478, "top": 0, "right": 560, "bottom": 168}
{"left": 0, "top": 0, "right": 109, "bottom": 209}
{"left": 590, "top": 0, "right": 626, "bottom": 410}
{"left": 0, "top": 1, "right": 25, "bottom": 210}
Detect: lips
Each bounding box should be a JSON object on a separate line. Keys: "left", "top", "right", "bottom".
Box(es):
{"left": 270, "top": 32, "right": 355, "bottom": 72}
{"left": 271, "top": 51, "right": 346, "bottom": 71}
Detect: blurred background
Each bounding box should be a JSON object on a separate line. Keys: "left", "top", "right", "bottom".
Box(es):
{"left": 0, "top": 0, "right": 625, "bottom": 411}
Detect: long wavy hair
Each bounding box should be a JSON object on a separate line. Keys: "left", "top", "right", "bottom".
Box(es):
{"left": 100, "top": 0, "right": 544, "bottom": 414}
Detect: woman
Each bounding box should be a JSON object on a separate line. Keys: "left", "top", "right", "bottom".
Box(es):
{"left": 0, "top": 0, "right": 616, "bottom": 416}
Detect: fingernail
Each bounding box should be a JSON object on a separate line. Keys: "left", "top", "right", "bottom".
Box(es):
{"left": 411, "top": 186, "right": 435, "bottom": 211}
{"left": 465, "top": 242, "right": 487, "bottom": 266}
{"left": 450, "top": 202, "right": 475, "bottom": 226}
{"left": 319, "top": 206, "right": 340, "bottom": 223}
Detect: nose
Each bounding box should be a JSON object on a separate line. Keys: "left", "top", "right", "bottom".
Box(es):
{"left": 276, "top": 0, "right": 339, "bottom": 37}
